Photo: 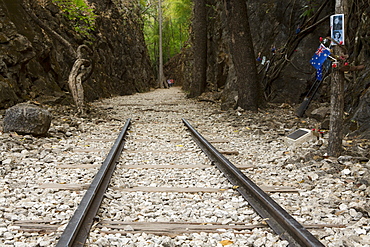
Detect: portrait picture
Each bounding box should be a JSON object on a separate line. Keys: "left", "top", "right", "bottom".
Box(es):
{"left": 333, "top": 30, "right": 343, "bottom": 44}
{"left": 330, "top": 14, "right": 344, "bottom": 45}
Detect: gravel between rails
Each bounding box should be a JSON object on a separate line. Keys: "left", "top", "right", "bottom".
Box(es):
{"left": 1, "top": 87, "right": 369, "bottom": 247}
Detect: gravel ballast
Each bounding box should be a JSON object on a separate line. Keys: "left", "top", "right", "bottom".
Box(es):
{"left": 0, "top": 87, "right": 369, "bottom": 246}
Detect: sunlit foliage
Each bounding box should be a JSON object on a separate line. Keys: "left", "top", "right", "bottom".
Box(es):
{"left": 52, "top": 0, "right": 97, "bottom": 38}
{"left": 140, "top": 0, "right": 192, "bottom": 68}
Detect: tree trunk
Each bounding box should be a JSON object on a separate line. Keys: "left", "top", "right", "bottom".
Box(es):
{"left": 328, "top": 0, "right": 347, "bottom": 157}
{"left": 189, "top": 0, "right": 207, "bottom": 97}
{"left": 328, "top": 61, "right": 344, "bottom": 157}
{"left": 158, "top": 0, "right": 167, "bottom": 88}
{"left": 224, "top": 0, "right": 260, "bottom": 111}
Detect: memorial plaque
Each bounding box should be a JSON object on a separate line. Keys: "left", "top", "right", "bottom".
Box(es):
{"left": 287, "top": 129, "right": 309, "bottom": 140}
{"left": 285, "top": 128, "right": 313, "bottom": 147}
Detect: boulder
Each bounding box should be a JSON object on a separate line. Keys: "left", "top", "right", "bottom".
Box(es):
{"left": 3, "top": 103, "right": 51, "bottom": 136}
{"left": 310, "top": 106, "right": 330, "bottom": 122}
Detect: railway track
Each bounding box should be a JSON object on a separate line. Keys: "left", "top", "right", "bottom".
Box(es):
{"left": 6, "top": 88, "right": 368, "bottom": 246}
{"left": 54, "top": 116, "right": 324, "bottom": 246}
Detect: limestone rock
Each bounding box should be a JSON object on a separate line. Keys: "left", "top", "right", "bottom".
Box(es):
{"left": 0, "top": 1, "right": 154, "bottom": 109}
{"left": 0, "top": 81, "right": 19, "bottom": 108}
{"left": 353, "top": 89, "right": 370, "bottom": 138}
{"left": 3, "top": 103, "right": 51, "bottom": 136}
{"left": 310, "top": 106, "right": 330, "bottom": 121}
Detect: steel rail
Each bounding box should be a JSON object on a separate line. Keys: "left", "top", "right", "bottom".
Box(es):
{"left": 56, "top": 119, "right": 131, "bottom": 247}
{"left": 182, "top": 118, "right": 324, "bottom": 247}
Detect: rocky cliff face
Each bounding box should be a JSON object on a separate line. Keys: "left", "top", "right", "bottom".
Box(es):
{"left": 248, "top": 1, "right": 334, "bottom": 103}
{"left": 177, "top": 0, "right": 335, "bottom": 106}
{"left": 0, "top": 0, "right": 154, "bottom": 109}
{"left": 167, "top": 0, "right": 370, "bottom": 138}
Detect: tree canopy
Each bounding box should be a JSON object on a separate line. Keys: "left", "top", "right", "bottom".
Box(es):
{"left": 140, "top": 0, "right": 192, "bottom": 69}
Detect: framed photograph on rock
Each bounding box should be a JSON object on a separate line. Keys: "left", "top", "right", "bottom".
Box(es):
{"left": 330, "top": 14, "right": 344, "bottom": 45}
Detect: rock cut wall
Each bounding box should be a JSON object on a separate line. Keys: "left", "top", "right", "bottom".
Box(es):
{"left": 167, "top": 0, "right": 370, "bottom": 138}
{"left": 168, "top": 0, "right": 333, "bottom": 107}
{"left": 0, "top": 0, "right": 154, "bottom": 109}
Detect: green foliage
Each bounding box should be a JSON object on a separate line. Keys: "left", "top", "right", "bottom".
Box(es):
{"left": 300, "top": 5, "right": 314, "bottom": 18}
{"left": 52, "top": 0, "right": 97, "bottom": 38}
{"left": 300, "top": 1, "right": 321, "bottom": 18}
{"left": 140, "top": 0, "right": 192, "bottom": 67}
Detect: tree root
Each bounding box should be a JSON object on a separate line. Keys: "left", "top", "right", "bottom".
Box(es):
{"left": 68, "top": 55, "right": 92, "bottom": 114}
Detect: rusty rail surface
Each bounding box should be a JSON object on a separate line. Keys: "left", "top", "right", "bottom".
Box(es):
{"left": 182, "top": 118, "right": 324, "bottom": 247}
{"left": 56, "top": 119, "right": 131, "bottom": 247}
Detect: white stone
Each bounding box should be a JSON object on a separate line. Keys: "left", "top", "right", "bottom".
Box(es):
{"left": 341, "top": 169, "right": 351, "bottom": 175}
{"left": 253, "top": 237, "right": 266, "bottom": 247}
{"left": 4, "top": 231, "right": 14, "bottom": 240}
{"left": 39, "top": 240, "right": 52, "bottom": 247}
{"left": 2, "top": 158, "right": 12, "bottom": 165}
{"left": 349, "top": 208, "right": 357, "bottom": 217}
{"left": 355, "top": 228, "right": 367, "bottom": 235}
{"left": 308, "top": 172, "right": 319, "bottom": 180}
